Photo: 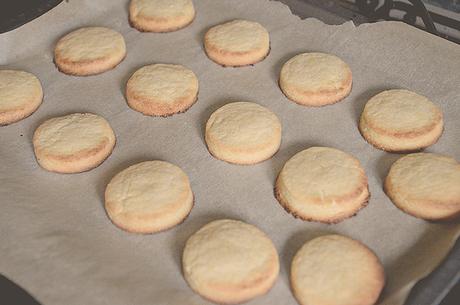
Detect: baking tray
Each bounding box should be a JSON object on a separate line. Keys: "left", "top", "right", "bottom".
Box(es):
{"left": 0, "top": 0, "right": 63, "bottom": 34}
{"left": 0, "top": 1, "right": 459, "bottom": 305}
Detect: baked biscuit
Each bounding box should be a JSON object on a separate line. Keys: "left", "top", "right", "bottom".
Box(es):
{"left": 54, "top": 27, "right": 126, "bottom": 76}
{"left": 205, "top": 102, "right": 282, "bottom": 164}
{"left": 182, "top": 219, "right": 279, "bottom": 304}
{"left": 33, "top": 113, "right": 115, "bottom": 173}
{"left": 204, "top": 20, "right": 270, "bottom": 67}
{"left": 105, "top": 161, "right": 193, "bottom": 233}
{"left": 291, "top": 234, "right": 385, "bottom": 305}
{"left": 126, "top": 64, "right": 199, "bottom": 117}
{"left": 385, "top": 153, "right": 460, "bottom": 220}
{"left": 279, "top": 52, "right": 352, "bottom": 106}
{"left": 359, "top": 89, "right": 443, "bottom": 152}
{"left": 129, "top": 0, "right": 195, "bottom": 32}
{"left": 275, "top": 147, "right": 369, "bottom": 223}
{"left": 0, "top": 70, "right": 43, "bottom": 125}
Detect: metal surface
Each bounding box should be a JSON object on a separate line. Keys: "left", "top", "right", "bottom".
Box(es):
{"left": 356, "top": 0, "right": 460, "bottom": 43}
{"left": 278, "top": 0, "right": 460, "bottom": 43}
{"left": 0, "top": 0, "right": 63, "bottom": 34}
{"left": 358, "top": 0, "right": 439, "bottom": 34}
{"left": 0, "top": 274, "right": 41, "bottom": 305}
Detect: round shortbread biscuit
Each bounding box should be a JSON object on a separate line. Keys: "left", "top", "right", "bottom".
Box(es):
{"left": 182, "top": 219, "right": 279, "bottom": 304}
{"left": 54, "top": 27, "right": 126, "bottom": 76}
{"left": 105, "top": 161, "right": 193, "bottom": 234}
{"left": 291, "top": 234, "right": 385, "bottom": 305}
{"left": 0, "top": 70, "right": 43, "bottom": 125}
{"left": 129, "top": 0, "right": 195, "bottom": 32}
{"left": 205, "top": 102, "right": 282, "bottom": 165}
{"left": 359, "top": 89, "right": 443, "bottom": 152}
{"left": 275, "top": 147, "right": 369, "bottom": 223}
{"left": 33, "top": 113, "right": 115, "bottom": 173}
{"left": 279, "top": 52, "right": 352, "bottom": 106}
{"left": 385, "top": 153, "right": 460, "bottom": 221}
{"left": 204, "top": 20, "right": 270, "bottom": 67}
{"left": 126, "top": 64, "right": 199, "bottom": 117}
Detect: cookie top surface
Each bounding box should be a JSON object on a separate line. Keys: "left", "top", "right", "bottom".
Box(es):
{"left": 182, "top": 219, "right": 279, "bottom": 303}
{"left": 54, "top": 27, "right": 126, "bottom": 75}
{"left": 127, "top": 64, "right": 198, "bottom": 104}
{"left": 55, "top": 27, "right": 125, "bottom": 62}
{"left": 130, "top": 0, "right": 194, "bottom": 19}
{"left": 280, "top": 52, "right": 351, "bottom": 93}
{"left": 105, "top": 161, "right": 192, "bottom": 215}
{"left": 33, "top": 113, "right": 115, "bottom": 157}
{"left": 291, "top": 234, "right": 384, "bottom": 305}
{"left": 205, "top": 20, "right": 269, "bottom": 54}
{"left": 206, "top": 102, "right": 281, "bottom": 150}
{"left": 105, "top": 161, "right": 193, "bottom": 233}
{"left": 0, "top": 70, "right": 43, "bottom": 113}
{"left": 385, "top": 153, "right": 460, "bottom": 220}
{"left": 362, "top": 89, "right": 442, "bottom": 135}
{"left": 278, "top": 147, "right": 367, "bottom": 203}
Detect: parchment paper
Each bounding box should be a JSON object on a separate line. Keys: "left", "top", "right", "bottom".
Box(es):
{"left": 1, "top": 1, "right": 459, "bottom": 305}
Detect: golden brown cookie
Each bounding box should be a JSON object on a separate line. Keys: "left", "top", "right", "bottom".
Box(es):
{"left": 204, "top": 20, "right": 270, "bottom": 67}
{"left": 275, "top": 147, "right": 369, "bottom": 223}
{"left": 33, "top": 113, "right": 116, "bottom": 173}
{"left": 0, "top": 70, "right": 43, "bottom": 125}
{"left": 279, "top": 52, "right": 352, "bottom": 106}
{"left": 105, "top": 160, "right": 194, "bottom": 233}
{"left": 385, "top": 153, "right": 460, "bottom": 220}
{"left": 291, "top": 234, "right": 385, "bottom": 305}
{"left": 182, "top": 219, "right": 279, "bottom": 304}
{"left": 126, "top": 64, "right": 199, "bottom": 117}
{"left": 205, "top": 102, "right": 282, "bottom": 164}
{"left": 359, "top": 89, "right": 443, "bottom": 152}
{"left": 129, "top": 0, "right": 195, "bottom": 32}
{"left": 54, "top": 27, "right": 126, "bottom": 76}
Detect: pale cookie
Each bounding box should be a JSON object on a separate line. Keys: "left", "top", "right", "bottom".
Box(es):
{"left": 0, "top": 70, "right": 43, "bottom": 125}
{"left": 204, "top": 20, "right": 270, "bottom": 67}
{"left": 385, "top": 153, "right": 460, "bottom": 221}
{"left": 129, "top": 0, "right": 195, "bottom": 32}
{"left": 105, "top": 161, "right": 193, "bottom": 234}
{"left": 359, "top": 89, "right": 443, "bottom": 152}
{"left": 54, "top": 27, "right": 126, "bottom": 76}
{"left": 279, "top": 52, "right": 352, "bottom": 106}
{"left": 33, "top": 113, "right": 115, "bottom": 173}
{"left": 291, "top": 234, "right": 385, "bottom": 305}
{"left": 275, "top": 147, "right": 369, "bottom": 223}
{"left": 182, "top": 219, "right": 279, "bottom": 304}
{"left": 126, "top": 64, "right": 199, "bottom": 116}
{"left": 205, "top": 102, "right": 282, "bottom": 165}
